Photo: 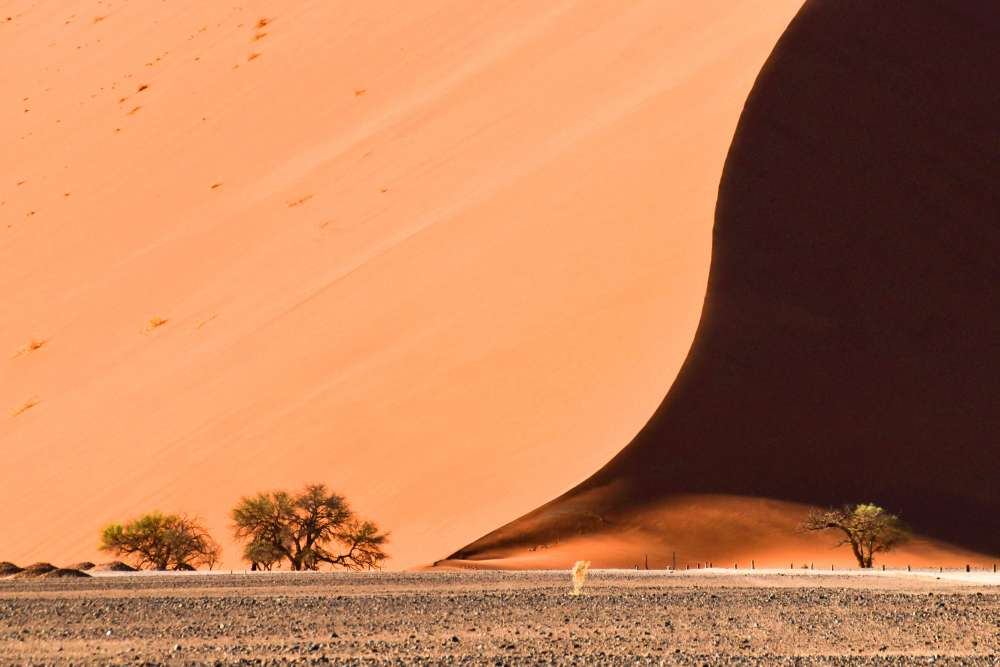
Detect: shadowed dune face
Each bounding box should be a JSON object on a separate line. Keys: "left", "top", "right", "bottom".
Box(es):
{"left": 450, "top": 1, "right": 1000, "bottom": 566}
{"left": 1, "top": 2, "right": 802, "bottom": 569}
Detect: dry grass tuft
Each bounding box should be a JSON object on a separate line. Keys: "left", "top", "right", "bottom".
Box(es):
{"left": 13, "top": 338, "right": 46, "bottom": 357}
{"left": 11, "top": 398, "right": 40, "bottom": 417}
{"left": 195, "top": 313, "right": 218, "bottom": 329}
{"left": 571, "top": 560, "right": 591, "bottom": 596}
{"left": 144, "top": 317, "right": 168, "bottom": 332}
{"left": 287, "top": 194, "right": 313, "bottom": 208}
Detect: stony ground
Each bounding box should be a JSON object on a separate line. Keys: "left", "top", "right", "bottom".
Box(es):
{"left": 2, "top": 570, "right": 1000, "bottom": 665}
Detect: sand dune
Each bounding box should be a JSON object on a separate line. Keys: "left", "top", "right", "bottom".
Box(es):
{"left": 1, "top": 1, "right": 803, "bottom": 568}
{"left": 447, "top": 1, "right": 1000, "bottom": 568}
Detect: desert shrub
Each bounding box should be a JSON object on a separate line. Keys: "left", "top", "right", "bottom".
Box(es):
{"left": 232, "top": 483, "right": 388, "bottom": 571}
{"left": 100, "top": 513, "right": 220, "bottom": 570}
{"left": 802, "top": 503, "right": 910, "bottom": 568}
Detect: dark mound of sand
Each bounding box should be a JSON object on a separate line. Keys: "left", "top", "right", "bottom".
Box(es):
{"left": 22, "top": 562, "right": 57, "bottom": 575}
{"left": 453, "top": 0, "right": 1000, "bottom": 563}
{"left": 67, "top": 561, "right": 96, "bottom": 571}
{"left": 10, "top": 562, "right": 58, "bottom": 579}
{"left": 91, "top": 561, "right": 137, "bottom": 572}
{"left": 41, "top": 568, "right": 91, "bottom": 579}
{"left": 0, "top": 562, "right": 23, "bottom": 576}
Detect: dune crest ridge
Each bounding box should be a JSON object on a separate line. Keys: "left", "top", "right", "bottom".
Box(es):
{"left": 445, "top": 0, "right": 1000, "bottom": 568}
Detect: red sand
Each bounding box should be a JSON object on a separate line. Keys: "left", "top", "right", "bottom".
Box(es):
{"left": 1, "top": 2, "right": 803, "bottom": 569}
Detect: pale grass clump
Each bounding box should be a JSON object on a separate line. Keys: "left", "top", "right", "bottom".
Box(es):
{"left": 143, "top": 317, "right": 169, "bottom": 333}
{"left": 13, "top": 339, "right": 46, "bottom": 358}
{"left": 570, "top": 560, "right": 591, "bottom": 596}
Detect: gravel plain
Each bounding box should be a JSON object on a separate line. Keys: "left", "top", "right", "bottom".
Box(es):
{"left": 2, "top": 569, "right": 999, "bottom": 665}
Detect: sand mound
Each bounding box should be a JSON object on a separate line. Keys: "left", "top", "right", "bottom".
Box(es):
{"left": 0, "top": 562, "right": 23, "bottom": 576}
{"left": 449, "top": 1, "right": 1000, "bottom": 568}
{"left": 66, "top": 561, "right": 95, "bottom": 571}
{"left": 91, "top": 561, "right": 137, "bottom": 572}
{"left": 41, "top": 568, "right": 91, "bottom": 579}
{"left": 10, "top": 562, "right": 57, "bottom": 579}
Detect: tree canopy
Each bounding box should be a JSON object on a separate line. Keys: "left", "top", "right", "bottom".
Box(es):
{"left": 100, "top": 513, "right": 220, "bottom": 570}
{"left": 231, "top": 483, "right": 388, "bottom": 571}
{"left": 802, "top": 503, "right": 910, "bottom": 568}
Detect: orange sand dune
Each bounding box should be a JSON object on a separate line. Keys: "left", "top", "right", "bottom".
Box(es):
{"left": 1, "top": 2, "right": 803, "bottom": 568}
{"left": 447, "top": 1, "right": 1000, "bottom": 569}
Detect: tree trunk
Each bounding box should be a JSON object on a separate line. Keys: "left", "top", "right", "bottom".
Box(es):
{"left": 849, "top": 540, "right": 865, "bottom": 568}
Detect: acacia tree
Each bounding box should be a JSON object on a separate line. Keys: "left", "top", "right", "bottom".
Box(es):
{"left": 231, "top": 484, "right": 388, "bottom": 571}
{"left": 802, "top": 503, "right": 910, "bottom": 568}
{"left": 100, "top": 513, "right": 221, "bottom": 570}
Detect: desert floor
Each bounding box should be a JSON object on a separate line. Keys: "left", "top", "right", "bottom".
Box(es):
{"left": 2, "top": 570, "right": 999, "bottom": 665}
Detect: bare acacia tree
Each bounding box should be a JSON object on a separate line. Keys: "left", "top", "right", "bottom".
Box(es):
{"left": 802, "top": 503, "right": 910, "bottom": 568}
{"left": 100, "top": 513, "right": 221, "bottom": 570}
{"left": 231, "top": 483, "right": 388, "bottom": 571}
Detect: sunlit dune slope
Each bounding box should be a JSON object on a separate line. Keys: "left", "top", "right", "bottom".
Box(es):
{"left": 446, "top": 1, "right": 1000, "bottom": 568}
{"left": 1, "top": 1, "right": 802, "bottom": 568}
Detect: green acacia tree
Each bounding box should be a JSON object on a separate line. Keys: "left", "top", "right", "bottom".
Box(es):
{"left": 802, "top": 503, "right": 910, "bottom": 568}
{"left": 100, "top": 513, "right": 221, "bottom": 570}
{"left": 231, "top": 483, "right": 388, "bottom": 571}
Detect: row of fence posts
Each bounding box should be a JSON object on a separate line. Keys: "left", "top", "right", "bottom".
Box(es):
{"left": 639, "top": 555, "right": 998, "bottom": 573}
